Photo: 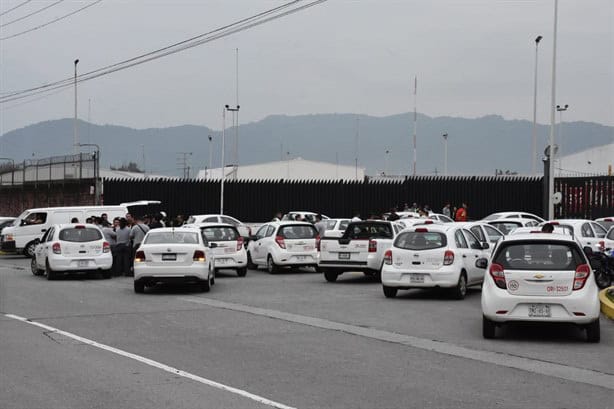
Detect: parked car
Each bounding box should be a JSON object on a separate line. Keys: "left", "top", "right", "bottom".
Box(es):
{"left": 133, "top": 227, "right": 215, "bottom": 293}
{"left": 397, "top": 219, "right": 441, "bottom": 230}
{"left": 196, "top": 223, "right": 248, "bottom": 277}
{"left": 480, "top": 232, "right": 600, "bottom": 342}
{"left": 281, "top": 211, "right": 329, "bottom": 223}
{"left": 455, "top": 222, "right": 504, "bottom": 256}
{"left": 318, "top": 220, "right": 403, "bottom": 282}
{"left": 482, "top": 212, "right": 545, "bottom": 223}
{"left": 322, "top": 218, "right": 351, "bottom": 238}
{"left": 0, "top": 217, "right": 16, "bottom": 235}
{"left": 246, "top": 221, "right": 319, "bottom": 273}
{"left": 487, "top": 218, "right": 540, "bottom": 235}
{"left": 428, "top": 213, "right": 455, "bottom": 223}
{"left": 541, "top": 219, "right": 608, "bottom": 252}
{"left": 381, "top": 224, "right": 489, "bottom": 299}
{"left": 186, "top": 214, "right": 251, "bottom": 238}
{"left": 31, "top": 224, "right": 112, "bottom": 280}
{"left": 594, "top": 217, "right": 614, "bottom": 231}
{"left": 605, "top": 227, "right": 614, "bottom": 250}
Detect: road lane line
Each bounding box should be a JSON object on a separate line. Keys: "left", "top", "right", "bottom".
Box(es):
{"left": 4, "top": 313, "right": 296, "bottom": 409}
{"left": 179, "top": 297, "right": 614, "bottom": 390}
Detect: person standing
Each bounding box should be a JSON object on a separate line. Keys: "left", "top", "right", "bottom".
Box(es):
{"left": 149, "top": 214, "right": 163, "bottom": 229}
{"left": 272, "top": 211, "right": 282, "bottom": 222}
{"left": 130, "top": 216, "right": 150, "bottom": 273}
{"left": 102, "top": 219, "right": 118, "bottom": 276}
{"left": 442, "top": 203, "right": 451, "bottom": 219}
{"left": 115, "top": 218, "right": 131, "bottom": 276}
{"left": 314, "top": 214, "right": 327, "bottom": 237}
{"left": 455, "top": 203, "right": 468, "bottom": 222}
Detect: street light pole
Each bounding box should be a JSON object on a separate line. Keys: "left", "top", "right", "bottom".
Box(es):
{"left": 547, "top": 0, "right": 559, "bottom": 220}
{"left": 78, "top": 143, "right": 100, "bottom": 205}
{"left": 531, "top": 35, "right": 543, "bottom": 175}
{"left": 442, "top": 133, "right": 449, "bottom": 176}
{"left": 207, "top": 135, "right": 213, "bottom": 179}
{"left": 556, "top": 104, "right": 569, "bottom": 170}
{"left": 73, "top": 59, "right": 80, "bottom": 154}
{"left": 225, "top": 105, "right": 240, "bottom": 179}
{"left": 384, "top": 149, "right": 390, "bottom": 176}
{"left": 220, "top": 107, "right": 226, "bottom": 214}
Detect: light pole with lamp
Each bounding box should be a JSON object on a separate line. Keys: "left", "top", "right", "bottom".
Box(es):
{"left": 207, "top": 135, "right": 213, "bottom": 179}
{"left": 220, "top": 105, "right": 239, "bottom": 215}
{"left": 225, "top": 105, "right": 240, "bottom": 179}
{"left": 78, "top": 143, "right": 100, "bottom": 205}
{"left": 547, "top": 0, "right": 559, "bottom": 220}
{"left": 556, "top": 104, "right": 569, "bottom": 170}
{"left": 531, "top": 35, "right": 543, "bottom": 175}
{"left": 73, "top": 59, "right": 80, "bottom": 154}
{"left": 442, "top": 133, "right": 449, "bottom": 176}
{"left": 0, "top": 157, "right": 15, "bottom": 185}
{"left": 384, "top": 149, "right": 390, "bottom": 176}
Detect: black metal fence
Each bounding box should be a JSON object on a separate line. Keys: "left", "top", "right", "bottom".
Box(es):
{"left": 556, "top": 176, "right": 614, "bottom": 219}
{"left": 103, "top": 176, "right": 544, "bottom": 222}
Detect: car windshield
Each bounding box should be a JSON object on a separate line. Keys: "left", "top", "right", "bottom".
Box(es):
{"left": 278, "top": 225, "right": 318, "bottom": 239}
{"left": 201, "top": 226, "right": 239, "bottom": 241}
{"left": 59, "top": 227, "right": 102, "bottom": 242}
{"left": 598, "top": 220, "right": 614, "bottom": 230}
{"left": 494, "top": 241, "right": 583, "bottom": 271}
{"left": 145, "top": 232, "right": 200, "bottom": 244}
{"left": 343, "top": 223, "right": 392, "bottom": 239}
{"left": 395, "top": 232, "right": 447, "bottom": 250}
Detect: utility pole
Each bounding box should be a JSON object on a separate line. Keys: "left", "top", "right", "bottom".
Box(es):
{"left": 556, "top": 104, "right": 569, "bottom": 170}
{"left": 412, "top": 75, "right": 417, "bottom": 176}
{"left": 73, "top": 59, "right": 79, "bottom": 154}
{"left": 355, "top": 117, "right": 359, "bottom": 180}
{"left": 531, "top": 35, "right": 543, "bottom": 175}
{"left": 225, "top": 104, "right": 240, "bottom": 179}
{"left": 220, "top": 107, "right": 226, "bottom": 214}
{"left": 208, "top": 135, "right": 213, "bottom": 179}
{"left": 442, "top": 133, "right": 449, "bottom": 176}
{"left": 547, "top": 0, "right": 559, "bottom": 220}
{"left": 233, "top": 48, "right": 240, "bottom": 178}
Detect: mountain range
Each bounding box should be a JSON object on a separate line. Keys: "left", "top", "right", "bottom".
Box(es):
{"left": 1, "top": 113, "right": 612, "bottom": 177}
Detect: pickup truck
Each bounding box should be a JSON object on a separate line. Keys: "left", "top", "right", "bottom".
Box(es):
{"left": 318, "top": 220, "right": 403, "bottom": 282}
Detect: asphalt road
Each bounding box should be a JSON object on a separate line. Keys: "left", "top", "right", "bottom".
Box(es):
{"left": 1, "top": 255, "right": 612, "bottom": 409}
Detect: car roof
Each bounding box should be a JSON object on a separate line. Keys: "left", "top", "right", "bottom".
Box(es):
{"left": 270, "top": 221, "right": 315, "bottom": 226}
{"left": 55, "top": 223, "right": 99, "bottom": 229}
{"left": 595, "top": 217, "right": 614, "bottom": 221}
{"left": 500, "top": 232, "right": 578, "bottom": 243}
{"left": 148, "top": 227, "right": 201, "bottom": 233}
{"left": 188, "top": 222, "right": 234, "bottom": 228}
{"left": 550, "top": 219, "right": 592, "bottom": 225}
{"left": 404, "top": 224, "right": 456, "bottom": 233}
{"left": 488, "top": 218, "right": 530, "bottom": 224}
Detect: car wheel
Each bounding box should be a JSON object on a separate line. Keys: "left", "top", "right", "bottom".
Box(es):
{"left": 24, "top": 241, "right": 36, "bottom": 258}
{"left": 134, "top": 280, "right": 145, "bottom": 293}
{"left": 585, "top": 320, "right": 600, "bottom": 343}
{"left": 267, "top": 255, "right": 279, "bottom": 274}
{"left": 323, "top": 269, "right": 338, "bottom": 282}
{"left": 383, "top": 285, "right": 397, "bottom": 298}
{"left": 31, "top": 258, "right": 43, "bottom": 276}
{"left": 450, "top": 272, "right": 467, "bottom": 300}
{"left": 45, "top": 260, "right": 56, "bottom": 281}
{"left": 482, "top": 316, "right": 497, "bottom": 339}
{"left": 237, "top": 267, "right": 247, "bottom": 277}
{"left": 246, "top": 252, "right": 257, "bottom": 269}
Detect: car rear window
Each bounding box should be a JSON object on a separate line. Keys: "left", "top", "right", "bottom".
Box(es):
{"left": 395, "top": 232, "right": 447, "bottom": 250}
{"left": 607, "top": 228, "right": 614, "bottom": 240}
{"left": 201, "top": 226, "right": 239, "bottom": 241}
{"left": 145, "top": 232, "right": 200, "bottom": 244}
{"left": 598, "top": 221, "right": 614, "bottom": 230}
{"left": 343, "top": 223, "right": 393, "bottom": 240}
{"left": 489, "top": 222, "right": 520, "bottom": 235}
{"left": 493, "top": 241, "right": 584, "bottom": 271}
{"left": 59, "top": 227, "right": 102, "bottom": 242}
{"left": 278, "top": 225, "right": 318, "bottom": 239}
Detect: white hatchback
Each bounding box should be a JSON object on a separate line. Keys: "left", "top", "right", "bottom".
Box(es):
{"left": 381, "top": 225, "right": 489, "bottom": 299}
{"left": 246, "top": 221, "right": 319, "bottom": 273}
{"left": 133, "top": 228, "right": 215, "bottom": 293}
{"left": 198, "top": 223, "right": 248, "bottom": 277}
{"left": 31, "top": 224, "right": 112, "bottom": 280}
{"left": 480, "top": 233, "right": 601, "bottom": 342}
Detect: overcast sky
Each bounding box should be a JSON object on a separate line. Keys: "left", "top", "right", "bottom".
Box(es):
{"left": 0, "top": 0, "right": 612, "bottom": 135}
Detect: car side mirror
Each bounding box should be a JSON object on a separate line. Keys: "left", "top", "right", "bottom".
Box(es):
{"left": 583, "top": 246, "right": 593, "bottom": 257}
{"left": 475, "top": 258, "right": 488, "bottom": 269}
{"left": 481, "top": 242, "right": 489, "bottom": 250}
{"left": 209, "top": 243, "right": 218, "bottom": 249}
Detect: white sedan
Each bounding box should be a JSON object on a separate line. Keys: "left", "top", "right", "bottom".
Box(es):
{"left": 480, "top": 232, "right": 600, "bottom": 342}
{"left": 31, "top": 224, "right": 112, "bottom": 280}
{"left": 133, "top": 228, "right": 215, "bottom": 293}
{"left": 541, "top": 219, "right": 609, "bottom": 252}
{"left": 185, "top": 214, "right": 251, "bottom": 237}
{"left": 381, "top": 224, "right": 489, "bottom": 300}
{"left": 197, "top": 223, "right": 248, "bottom": 277}
{"left": 482, "top": 211, "right": 545, "bottom": 223}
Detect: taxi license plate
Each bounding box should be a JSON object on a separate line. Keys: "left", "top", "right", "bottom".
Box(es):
{"left": 528, "top": 304, "right": 551, "bottom": 317}
{"left": 303, "top": 245, "right": 314, "bottom": 251}
{"left": 295, "top": 255, "right": 307, "bottom": 261}
{"left": 78, "top": 260, "right": 88, "bottom": 267}
{"left": 224, "top": 248, "right": 234, "bottom": 254}
{"left": 217, "top": 258, "right": 229, "bottom": 264}
{"left": 409, "top": 274, "right": 424, "bottom": 283}
{"left": 338, "top": 252, "right": 350, "bottom": 260}
{"left": 162, "top": 254, "right": 176, "bottom": 261}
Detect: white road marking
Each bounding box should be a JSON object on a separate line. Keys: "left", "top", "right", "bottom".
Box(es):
{"left": 180, "top": 297, "right": 614, "bottom": 390}
{"left": 4, "top": 313, "right": 296, "bottom": 409}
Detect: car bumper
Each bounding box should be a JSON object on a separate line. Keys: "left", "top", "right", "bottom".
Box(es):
{"left": 48, "top": 254, "right": 113, "bottom": 271}
{"left": 214, "top": 253, "right": 247, "bottom": 269}
{"left": 134, "top": 262, "right": 209, "bottom": 281}
{"left": 318, "top": 254, "right": 380, "bottom": 271}
{"left": 273, "top": 252, "right": 318, "bottom": 266}
{"left": 381, "top": 266, "right": 460, "bottom": 288}
{"left": 481, "top": 283, "right": 601, "bottom": 324}
{"left": 1, "top": 240, "right": 16, "bottom": 252}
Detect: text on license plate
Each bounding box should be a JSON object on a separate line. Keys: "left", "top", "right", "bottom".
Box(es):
{"left": 162, "top": 254, "right": 176, "bottom": 261}
{"left": 409, "top": 274, "right": 424, "bottom": 283}
{"left": 295, "top": 255, "right": 307, "bottom": 261}
{"left": 528, "top": 304, "right": 551, "bottom": 317}
{"left": 338, "top": 252, "right": 350, "bottom": 260}
{"left": 78, "top": 260, "right": 88, "bottom": 267}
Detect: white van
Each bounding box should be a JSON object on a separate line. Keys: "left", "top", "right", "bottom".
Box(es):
{"left": 0, "top": 201, "right": 160, "bottom": 257}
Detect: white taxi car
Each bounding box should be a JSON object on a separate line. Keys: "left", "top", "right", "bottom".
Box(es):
{"left": 381, "top": 224, "right": 489, "bottom": 299}
{"left": 31, "top": 224, "right": 112, "bottom": 280}
{"left": 541, "top": 219, "right": 608, "bottom": 252}
{"left": 246, "top": 221, "right": 319, "bottom": 273}
{"left": 133, "top": 228, "right": 215, "bottom": 293}
{"left": 197, "top": 223, "right": 248, "bottom": 277}
{"left": 480, "top": 233, "right": 600, "bottom": 342}
{"left": 604, "top": 226, "right": 614, "bottom": 250}
{"left": 322, "top": 218, "right": 351, "bottom": 238}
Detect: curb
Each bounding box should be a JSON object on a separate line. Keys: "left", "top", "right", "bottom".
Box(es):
{"left": 599, "top": 287, "right": 614, "bottom": 320}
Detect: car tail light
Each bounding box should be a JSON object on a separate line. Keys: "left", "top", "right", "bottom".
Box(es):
{"left": 573, "top": 264, "right": 590, "bottom": 290}
{"left": 368, "top": 239, "right": 377, "bottom": 253}
{"left": 52, "top": 242, "right": 61, "bottom": 254}
{"left": 443, "top": 250, "right": 454, "bottom": 265}
{"left": 598, "top": 241, "right": 605, "bottom": 251}
{"left": 424, "top": 220, "right": 434, "bottom": 224}
{"left": 489, "top": 263, "right": 506, "bottom": 289}
{"left": 275, "top": 235, "right": 286, "bottom": 249}
{"left": 384, "top": 249, "right": 392, "bottom": 265}
{"left": 236, "top": 236, "right": 244, "bottom": 251}
{"left": 604, "top": 218, "right": 613, "bottom": 222}
{"left": 316, "top": 234, "right": 321, "bottom": 251}
{"left": 415, "top": 228, "right": 428, "bottom": 232}
{"left": 134, "top": 250, "right": 145, "bottom": 262}
{"left": 193, "top": 250, "right": 206, "bottom": 262}
{"left": 102, "top": 242, "right": 110, "bottom": 253}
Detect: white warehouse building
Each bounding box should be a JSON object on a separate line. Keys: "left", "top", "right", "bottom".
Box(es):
{"left": 557, "top": 142, "right": 614, "bottom": 176}
{"left": 197, "top": 158, "right": 365, "bottom": 181}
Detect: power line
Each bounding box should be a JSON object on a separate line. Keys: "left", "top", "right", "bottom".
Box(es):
{"left": 0, "top": 0, "right": 102, "bottom": 41}
{"left": 0, "top": 0, "right": 64, "bottom": 28}
{"left": 0, "top": 0, "right": 327, "bottom": 104}
{"left": 0, "top": 0, "right": 32, "bottom": 18}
